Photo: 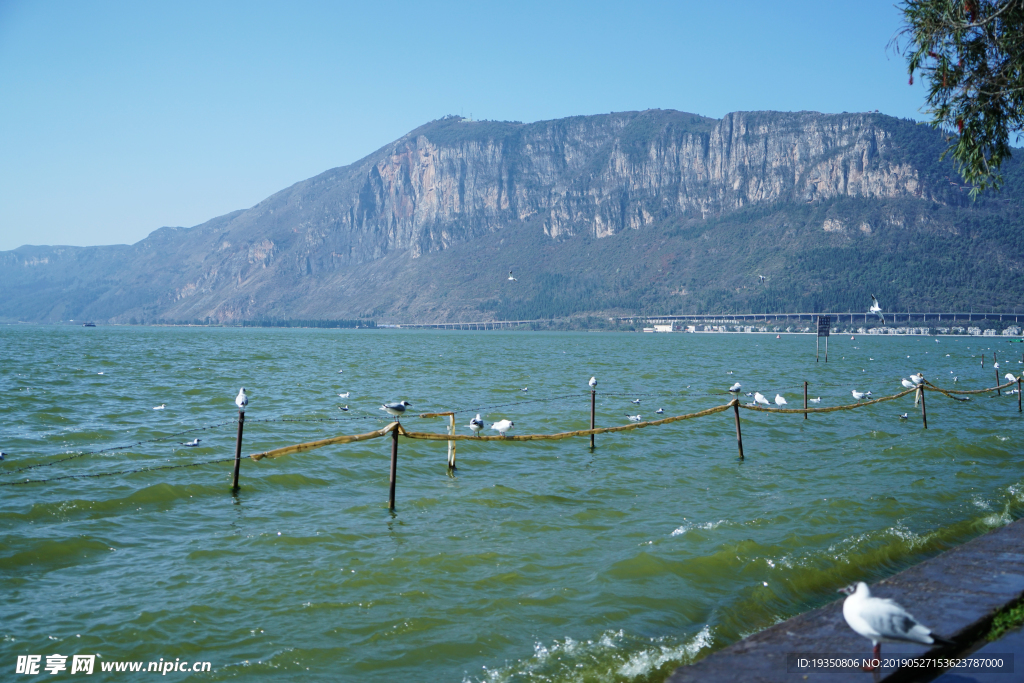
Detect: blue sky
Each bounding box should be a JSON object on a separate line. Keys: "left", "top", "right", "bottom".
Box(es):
{"left": 0, "top": 0, "right": 928, "bottom": 251}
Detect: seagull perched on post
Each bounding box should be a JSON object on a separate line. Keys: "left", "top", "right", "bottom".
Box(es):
{"left": 753, "top": 392, "right": 770, "bottom": 406}
{"left": 728, "top": 382, "right": 742, "bottom": 393}
{"left": 774, "top": 394, "right": 788, "bottom": 406}
{"left": 235, "top": 388, "right": 248, "bottom": 412}
{"left": 901, "top": 378, "right": 916, "bottom": 390}
{"left": 468, "top": 414, "right": 484, "bottom": 436}
{"left": 380, "top": 400, "right": 411, "bottom": 419}
{"left": 839, "top": 581, "right": 953, "bottom": 671}
{"left": 589, "top": 376, "right": 597, "bottom": 389}
{"left": 909, "top": 373, "right": 924, "bottom": 385}
{"left": 491, "top": 419, "right": 514, "bottom": 437}
{"left": 869, "top": 295, "right": 885, "bottom": 325}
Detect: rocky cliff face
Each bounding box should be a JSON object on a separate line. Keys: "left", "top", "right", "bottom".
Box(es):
{"left": 0, "top": 109, "right": 1009, "bottom": 323}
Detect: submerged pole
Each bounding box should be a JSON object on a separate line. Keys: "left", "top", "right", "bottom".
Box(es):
{"left": 389, "top": 426, "right": 398, "bottom": 509}
{"left": 590, "top": 389, "right": 596, "bottom": 450}
{"left": 733, "top": 400, "right": 744, "bottom": 460}
{"left": 232, "top": 410, "right": 245, "bottom": 491}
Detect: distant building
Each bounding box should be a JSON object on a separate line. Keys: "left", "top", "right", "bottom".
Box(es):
{"left": 968, "top": 327, "right": 982, "bottom": 336}
{"left": 1002, "top": 326, "right": 1021, "bottom": 336}
{"left": 983, "top": 329, "right": 997, "bottom": 336}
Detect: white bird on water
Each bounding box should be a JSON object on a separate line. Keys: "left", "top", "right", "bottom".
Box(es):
{"left": 339, "top": 405, "right": 349, "bottom": 411}
{"left": 507, "top": 270, "right": 517, "bottom": 282}
{"left": 626, "top": 414, "right": 642, "bottom": 422}
{"left": 235, "top": 388, "right": 248, "bottom": 411}
{"left": 728, "top": 382, "right": 742, "bottom": 393}
{"left": 468, "top": 414, "right": 484, "bottom": 436}
{"left": 338, "top": 392, "right": 350, "bottom": 399}
{"left": 153, "top": 404, "right": 166, "bottom": 410}
{"left": 869, "top": 294, "right": 886, "bottom": 325}
{"left": 589, "top": 376, "right": 597, "bottom": 389}
{"left": 898, "top": 413, "right": 908, "bottom": 420}
{"left": 631, "top": 398, "right": 641, "bottom": 405}
{"left": 840, "top": 582, "right": 953, "bottom": 671}
{"left": 809, "top": 397, "right": 822, "bottom": 404}
{"left": 380, "top": 400, "right": 411, "bottom": 418}
{"left": 655, "top": 408, "right": 664, "bottom": 414}
{"left": 774, "top": 394, "right": 787, "bottom": 406}
{"left": 491, "top": 419, "right": 514, "bottom": 437}
{"left": 852, "top": 390, "right": 872, "bottom": 400}
{"left": 181, "top": 438, "right": 201, "bottom": 447}
{"left": 753, "top": 392, "right": 770, "bottom": 406}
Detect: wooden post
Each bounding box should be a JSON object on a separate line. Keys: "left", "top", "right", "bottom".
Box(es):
{"left": 733, "top": 400, "right": 744, "bottom": 460}
{"left": 996, "top": 368, "right": 1001, "bottom": 396}
{"left": 919, "top": 385, "right": 928, "bottom": 429}
{"left": 232, "top": 410, "right": 244, "bottom": 491}
{"left": 804, "top": 381, "right": 808, "bottom": 420}
{"left": 388, "top": 426, "right": 398, "bottom": 509}
{"left": 590, "top": 390, "right": 596, "bottom": 450}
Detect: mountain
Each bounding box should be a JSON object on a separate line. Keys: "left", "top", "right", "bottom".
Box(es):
{"left": 2, "top": 109, "right": 1023, "bottom": 324}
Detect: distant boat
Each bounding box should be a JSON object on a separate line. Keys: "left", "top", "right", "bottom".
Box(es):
{"left": 82, "top": 322, "right": 96, "bottom": 327}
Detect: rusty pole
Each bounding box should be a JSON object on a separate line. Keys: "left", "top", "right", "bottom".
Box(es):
{"left": 919, "top": 384, "right": 928, "bottom": 430}
{"left": 232, "top": 410, "right": 244, "bottom": 491}
{"left": 388, "top": 426, "right": 398, "bottom": 509}
{"left": 733, "top": 400, "right": 744, "bottom": 460}
{"left": 590, "top": 390, "right": 596, "bottom": 450}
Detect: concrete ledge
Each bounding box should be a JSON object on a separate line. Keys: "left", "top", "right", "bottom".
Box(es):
{"left": 666, "top": 518, "right": 1024, "bottom": 683}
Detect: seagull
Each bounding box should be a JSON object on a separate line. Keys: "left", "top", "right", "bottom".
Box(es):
{"left": 774, "top": 394, "right": 788, "bottom": 406}
{"left": 1005, "top": 373, "right": 1019, "bottom": 383}
{"left": 0, "top": 452, "right": 6, "bottom": 460}
{"left": 898, "top": 413, "right": 908, "bottom": 420}
{"left": 507, "top": 270, "right": 517, "bottom": 282}
{"left": 181, "top": 438, "right": 201, "bottom": 446}
{"left": 97, "top": 372, "right": 104, "bottom": 375}
{"left": 901, "top": 378, "right": 916, "bottom": 390}
{"left": 626, "top": 414, "right": 642, "bottom": 422}
{"left": 869, "top": 294, "right": 885, "bottom": 324}
{"left": 953, "top": 376, "right": 958, "bottom": 383}
{"left": 909, "top": 373, "right": 924, "bottom": 385}
{"left": 521, "top": 386, "right": 528, "bottom": 392}
{"left": 381, "top": 400, "right": 411, "bottom": 418}
{"left": 338, "top": 369, "right": 344, "bottom": 373}
{"left": 338, "top": 392, "right": 350, "bottom": 398}
{"left": 994, "top": 361, "right": 1000, "bottom": 370}
{"left": 655, "top": 408, "right": 664, "bottom": 414}
{"left": 754, "top": 392, "right": 770, "bottom": 406}
{"left": 839, "top": 581, "right": 953, "bottom": 671}
{"left": 469, "top": 414, "right": 485, "bottom": 435}
{"left": 809, "top": 397, "right": 822, "bottom": 403}
{"left": 491, "top": 419, "right": 514, "bottom": 436}
{"left": 728, "top": 382, "right": 742, "bottom": 393}
{"left": 589, "top": 376, "right": 597, "bottom": 389}
{"left": 758, "top": 275, "right": 767, "bottom": 284}
{"left": 852, "top": 390, "right": 872, "bottom": 400}
{"left": 153, "top": 404, "right": 166, "bottom": 410}
{"left": 631, "top": 398, "right": 641, "bottom": 405}
{"left": 339, "top": 405, "right": 349, "bottom": 411}
{"left": 235, "top": 388, "right": 248, "bottom": 411}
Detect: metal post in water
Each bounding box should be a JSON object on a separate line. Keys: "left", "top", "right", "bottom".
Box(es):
{"left": 733, "top": 400, "right": 744, "bottom": 460}
{"left": 1019, "top": 378, "right": 1022, "bottom": 413}
{"left": 919, "top": 384, "right": 928, "bottom": 429}
{"left": 388, "top": 426, "right": 398, "bottom": 509}
{"left": 981, "top": 353, "right": 985, "bottom": 367}
{"left": 448, "top": 414, "right": 456, "bottom": 469}
{"left": 804, "top": 381, "right": 808, "bottom": 420}
{"left": 590, "top": 390, "right": 596, "bottom": 450}
{"left": 997, "top": 368, "right": 1001, "bottom": 396}
{"left": 232, "top": 410, "right": 244, "bottom": 491}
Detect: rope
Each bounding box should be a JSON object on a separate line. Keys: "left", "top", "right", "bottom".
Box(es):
{"left": 923, "top": 379, "right": 1017, "bottom": 396}
{"left": 0, "top": 457, "right": 238, "bottom": 487}
{"left": 250, "top": 423, "right": 398, "bottom": 461}
{"left": 739, "top": 388, "right": 917, "bottom": 413}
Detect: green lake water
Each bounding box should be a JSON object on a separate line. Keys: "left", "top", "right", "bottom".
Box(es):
{"left": 1, "top": 326, "right": 1022, "bottom": 681}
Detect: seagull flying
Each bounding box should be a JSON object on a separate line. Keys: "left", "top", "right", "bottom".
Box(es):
{"left": 589, "top": 376, "right": 597, "bottom": 389}
{"left": 469, "top": 414, "right": 484, "bottom": 436}
{"left": 869, "top": 294, "right": 885, "bottom": 325}
{"left": 754, "top": 392, "right": 770, "bottom": 406}
{"left": 840, "top": 582, "right": 953, "bottom": 671}
{"left": 381, "top": 400, "right": 411, "bottom": 418}
{"left": 338, "top": 392, "right": 350, "bottom": 399}
{"left": 181, "top": 438, "right": 201, "bottom": 447}
{"left": 153, "top": 404, "right": 166, "bottom": 410}
{"left": 626, "top": 414, "right": 642, "bottom": 422}
{"left": 235, "top": 387, "right": 248, "bottom": 411}
{"left": 507, "top": 270, "right": 517, "bottom": 282}
{"left": 852, "top": 390, "right": 872, "bottom": 400}
{"left": 728, "top": 382, "right": 742, "bottom": 393}
{"left": 774, "top": 394, "right": 787, "bottom": 406}
{"left": 491, "top": 419, "right": 514, "bottom": 436}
